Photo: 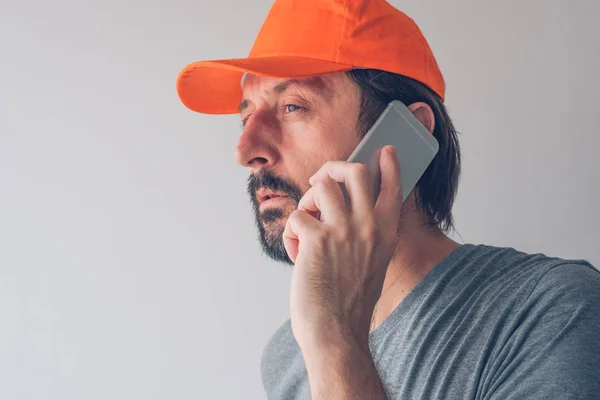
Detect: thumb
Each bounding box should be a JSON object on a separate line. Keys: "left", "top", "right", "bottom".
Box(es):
{"left": 283, "top": 236, "right": 299, "bottom": 264}
{"left": 283, "top": 209, "right": 321, "bottom": 263}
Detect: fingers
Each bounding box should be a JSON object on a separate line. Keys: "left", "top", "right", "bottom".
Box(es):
{"left": 298, "top": 175, "right": 348, "bottom": 224}
{"left": 283, "top": 209, "right": 322, "bottom": 263}
{"left": 309, "top": 160, "right": 375, "bottom": 216}
{"left": 374, "top": 145, "right": 403, "bottom": 229}
{"left": 286, "top": 147, "right": 401, "bottom": 263}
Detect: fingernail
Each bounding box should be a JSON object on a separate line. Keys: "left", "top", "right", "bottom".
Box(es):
{"left": 388, "top": 146, "right": 396, "bottom": 156}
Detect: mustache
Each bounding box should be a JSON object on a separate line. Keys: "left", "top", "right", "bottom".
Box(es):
{"left": 246, "top": 169, "right": 303, "bottom": 204}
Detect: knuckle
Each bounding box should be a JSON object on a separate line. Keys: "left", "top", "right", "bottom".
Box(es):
{"left": 361, "top": 221, "right": 380, "bottom": 242}
{"left": 314, "top": 230, "right": 329, "bottom": 247}
{"left": 314, "top": 181, "right": 328, "bottom": 193}
{"left": 291, "top": 209, "right": 307, "bottom": 220}
{"left": 319, "top": 175, "right": 335, "bottom": 186}
{"left": 337, "top": 224, "right": 352, "bottom": 240}
{"left": 287, "top": 210, "right": 300, "bottom": 223}
{"left": 351, "top": 163, "right": 369, "bottom": 178}
{"left": 317, "top": 177, "right": 338, "bottom": 193}
{"left": 322, "top": 160, "right": 336, "bottom": 171}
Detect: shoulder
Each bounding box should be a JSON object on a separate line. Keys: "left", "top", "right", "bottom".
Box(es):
{"left": 502, "top": 253, "right": 600, "bottom": 336}
{"left": 262, "top": 318, "right": 296, "bottom": 354}
{"left": 529, "top": 260, "right": 600, "bottom": 307}
{"left": 462, "top": 243, "right": 598, "bottom": 288}
{"left": 482, "top": 257, "right": 600, "bottom": 398}
{"left": 454, "top": 244, "right": 600, "bottom": 324}
{"left": 260, "top": 318, "right": 301, "bottom": 388}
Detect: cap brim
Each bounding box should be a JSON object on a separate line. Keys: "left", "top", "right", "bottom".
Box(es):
{"left": 176, "top": 56, "right": 354, "bottom": 114}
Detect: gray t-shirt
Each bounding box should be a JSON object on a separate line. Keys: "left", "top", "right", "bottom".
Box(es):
{"left": 260, "top": 244, "right": 600, "bottom": 399}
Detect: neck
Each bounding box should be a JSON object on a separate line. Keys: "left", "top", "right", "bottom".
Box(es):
{"left": 370, "top": 208, "right": 460, "bottom": 332}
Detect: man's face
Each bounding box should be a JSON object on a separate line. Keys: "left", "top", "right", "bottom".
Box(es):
{"left": 236, "top": 72, "right": 362, "bottom": 264}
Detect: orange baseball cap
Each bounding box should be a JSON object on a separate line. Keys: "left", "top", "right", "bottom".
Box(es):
{"left": 176, "top": 0, "right": 445, "bottom": 115}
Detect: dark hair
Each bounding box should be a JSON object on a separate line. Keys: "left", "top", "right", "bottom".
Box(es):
{"left": 346, "top": 69, "right": 461, "bottom": 233}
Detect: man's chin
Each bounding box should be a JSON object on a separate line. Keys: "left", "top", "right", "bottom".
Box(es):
{"left": 258, "top": 218, "right": 293, "bottom": 265}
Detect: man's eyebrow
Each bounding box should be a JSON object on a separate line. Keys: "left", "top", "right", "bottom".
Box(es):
{"left": 273, "top": 77, "right": 330, "bottom": 96}
{"left": 238, "top": 76, "right": 332, "bottom": 113}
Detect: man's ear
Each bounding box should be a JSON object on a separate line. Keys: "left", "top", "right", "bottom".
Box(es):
{"left": 408, "top": 102, "right": 435, "bottom": 134}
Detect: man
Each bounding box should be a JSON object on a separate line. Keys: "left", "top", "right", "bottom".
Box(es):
{"left": 176, "top": 0, "right": 600, "bottom": 398}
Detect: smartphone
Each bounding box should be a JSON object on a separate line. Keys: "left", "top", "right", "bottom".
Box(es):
{"left": 345, "top": 100, "right": 439, "bottom": 203}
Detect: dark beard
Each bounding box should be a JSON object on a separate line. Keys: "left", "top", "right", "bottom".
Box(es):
{"left": 247, "top": 170, "right": 303, "bottom": 265}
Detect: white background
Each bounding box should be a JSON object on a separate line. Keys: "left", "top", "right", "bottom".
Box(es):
{"left": 1, "top": 0, "right": 599, "bottom": 399}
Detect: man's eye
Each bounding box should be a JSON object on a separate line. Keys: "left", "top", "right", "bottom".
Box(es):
{"left": 284, "top": 104, "right": 302, "bottom": 113}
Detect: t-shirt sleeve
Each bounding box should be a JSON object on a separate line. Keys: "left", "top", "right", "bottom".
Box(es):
{"left": 485, "top": 262, "right": 600, "bottom": 400}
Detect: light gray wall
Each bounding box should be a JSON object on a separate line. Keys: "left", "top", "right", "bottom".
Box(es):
{"left": 1, "top": 0, "right": 598, "bottom": 399}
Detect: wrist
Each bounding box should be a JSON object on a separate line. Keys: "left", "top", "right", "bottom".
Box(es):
{"left": 297, "top": 324, "right": 386, "bottom": 400}
{"left": 296, "top": 320, "right": 371, "bottom": 360}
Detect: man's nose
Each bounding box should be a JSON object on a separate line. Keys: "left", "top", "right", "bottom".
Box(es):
{"left": 234, "top": 113, "right": 280, "bottom": 171}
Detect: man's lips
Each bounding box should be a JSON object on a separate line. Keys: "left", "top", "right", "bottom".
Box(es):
{"left": 256, "top": 188, "right": 289, "bottom": 207}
